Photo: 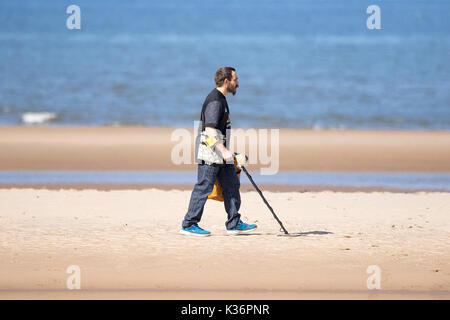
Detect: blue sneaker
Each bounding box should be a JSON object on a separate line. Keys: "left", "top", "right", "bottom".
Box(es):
{"left": 180, "top": 224, "right": 211, "bottom": 237}
{"left": 227, "top": 219, "right": 257, "bottom": 235}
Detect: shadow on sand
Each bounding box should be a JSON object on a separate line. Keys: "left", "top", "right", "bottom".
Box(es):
{"left": 233, "top": 231, "right": 333, "bottom": 237}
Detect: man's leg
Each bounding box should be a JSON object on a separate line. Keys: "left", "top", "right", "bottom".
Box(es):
{"left": 217, "top": 164, "right": 241, "bottom": 230}
{"left": 181, "top": 164, "right": 219, "bottom": 228}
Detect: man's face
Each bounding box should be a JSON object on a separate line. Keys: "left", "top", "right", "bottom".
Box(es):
{"left": 227, "top": 71, "right": 239, "bottom": 96}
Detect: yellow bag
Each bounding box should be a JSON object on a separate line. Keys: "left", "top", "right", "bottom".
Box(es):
{"left": 208, "top": 160, "right": 241, "bottom": 202}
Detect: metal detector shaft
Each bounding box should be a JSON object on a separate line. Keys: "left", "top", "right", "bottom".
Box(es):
{"left": 241, "top": 166, "right": 289, "bottom": 235}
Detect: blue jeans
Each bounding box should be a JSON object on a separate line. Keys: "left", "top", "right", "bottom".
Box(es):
{"left": 182, "top": 163, "right": 241, "bottom": 230}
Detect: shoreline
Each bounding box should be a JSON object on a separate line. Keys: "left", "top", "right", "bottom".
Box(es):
{"left": 0, "top": 183, "right": 448, "bottom": 193}
{"left": 1, "top": 126, "right": 450, "bottom": 172}
{"left": 2, "top": 123, "right": 450, "bottom": 131}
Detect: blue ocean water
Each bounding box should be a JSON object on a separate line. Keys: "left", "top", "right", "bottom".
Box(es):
{"left": 0, "top": 0, "right": 449, "bottom": 129}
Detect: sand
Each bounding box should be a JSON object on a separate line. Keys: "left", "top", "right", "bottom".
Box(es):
{"left": 1, "top": 126, "right": 450, "bottom": 172}
{"left": 1, "top": 126, "right": 449, "bottom": 299}
{"left": 0, "top": 188, "right": 449, "bottom": 300}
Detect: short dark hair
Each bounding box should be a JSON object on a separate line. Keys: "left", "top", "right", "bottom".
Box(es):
{"left": 214, "top": 67, "right": 235, "bottom": 87}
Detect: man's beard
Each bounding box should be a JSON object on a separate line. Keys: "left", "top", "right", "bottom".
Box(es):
{"left": 227, "top": 83, "right": 237, "bottom": 95}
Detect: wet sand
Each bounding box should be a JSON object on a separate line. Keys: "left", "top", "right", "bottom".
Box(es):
{"left": 1, "top": 126, "right": 450, "bottom": 172}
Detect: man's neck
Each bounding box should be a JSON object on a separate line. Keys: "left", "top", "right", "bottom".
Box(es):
{"left": 216, "top": 86, "right": 228, "bottom": 97}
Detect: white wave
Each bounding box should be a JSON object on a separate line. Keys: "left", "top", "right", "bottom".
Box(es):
{"left": 107, "top": 33, "right": 298, "bottom": 45}
{"left": 312, "top": 35, "right": 403, "bottom": 45}
{"left": 21, "top": 112, "right": 57, "bottom": 124}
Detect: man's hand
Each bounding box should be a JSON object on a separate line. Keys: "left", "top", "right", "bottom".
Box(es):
{"left": 234, "top": 153, "right": 248, "bottom": 168}
{"left": 220, "top": 149, "right": 234, "bottom": 162}
{"left": 213, "top": 140, "right": 233, "bottom": 162}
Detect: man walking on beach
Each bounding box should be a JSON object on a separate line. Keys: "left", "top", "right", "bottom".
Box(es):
{"left": 180, "top": 67, "right": 257, "bottom": 237}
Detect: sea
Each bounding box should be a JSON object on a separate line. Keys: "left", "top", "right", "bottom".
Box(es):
{"left": 1, "top": 171, "right": 450, "bottom": 191}
{"left": 0, "top": 0, "right": 449, "bottom": 130}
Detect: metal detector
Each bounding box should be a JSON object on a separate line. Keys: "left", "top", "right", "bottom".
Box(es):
{"left": 237, "top": 157, "right": 301, "bottom": 237}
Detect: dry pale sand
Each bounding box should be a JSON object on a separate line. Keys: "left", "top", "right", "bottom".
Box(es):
{"left": 0, "top": 188, "right": 449, "bottom": 300}
{"left": 1, "top": 126, "right": 450, "bottom": 172}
